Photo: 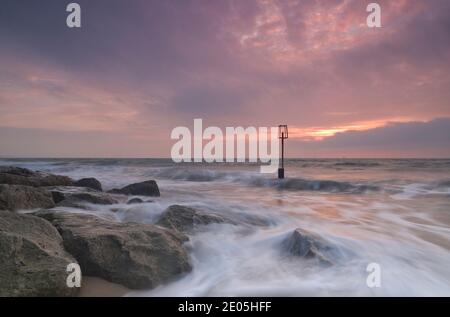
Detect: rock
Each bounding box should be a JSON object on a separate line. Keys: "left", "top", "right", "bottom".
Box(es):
{"left": 108, "top": 180, "right": 160, "bottom": 197}
{"left": 281, "top": 228, "right": 333, "bottom": 265}
{"left": 0, "top": 184, "right": 55, "bottom": 211}
{"left": 127, "top": 198, "right": 144, "bottom": 204}
{"left": 74, "top": 178, "right": 103, "bottom": 191}
{"left": 45, "top": 186, "right": 118, "bottom": 209}
{"left": 0, "top": 166, "right": 74, "bottom": 187}
{"left": 51, "top": 191, "right": 66, "bottom": 204}
{"left": 58, "top": 193, "right": 118, "bottom": 207}
{"left": 0, "top": 166, "right": 34, "bottom": 177}
{"left": 156, "top": 205, "right": 236, "bottom": 233}
{"left": 0, "top": 211, "right": 78, "bottom": 296}
{"left": 34, "top": 211, "right": 192, "bottom": 289}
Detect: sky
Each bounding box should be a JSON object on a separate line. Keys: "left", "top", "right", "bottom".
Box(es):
{"left": 0, "top": 0, "right": 449, "bottom": 158}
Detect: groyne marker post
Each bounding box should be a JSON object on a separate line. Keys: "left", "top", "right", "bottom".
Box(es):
{"left": 278, "top": 125, "right": 288, "bottom": 179}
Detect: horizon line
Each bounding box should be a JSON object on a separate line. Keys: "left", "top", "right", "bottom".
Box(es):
{"left": 1, "top": 157, "right": 450, "bottom": 160}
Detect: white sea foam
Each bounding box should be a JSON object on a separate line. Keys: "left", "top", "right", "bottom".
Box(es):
{"left": 3, "top": 158, "right": 450, "bottom": 296}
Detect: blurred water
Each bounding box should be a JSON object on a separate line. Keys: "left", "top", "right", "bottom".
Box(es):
{"left": 1, "top": 158, "right": 450, "bottom": 296}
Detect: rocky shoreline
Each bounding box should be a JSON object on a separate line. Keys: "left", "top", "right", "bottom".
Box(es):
{"left": 0, "top": 166, "right": 341, "bottom": 296}
{"left": 0, "top": 166, "right": 192, "bottom": 296}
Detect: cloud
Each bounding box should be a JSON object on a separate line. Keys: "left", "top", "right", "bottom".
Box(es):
{"left": 0, "top": 126, "right": 168, "bottom": 158}
{"left": 0, "top": 0, "right": 450, "bottom": 157}
{"left": 290, "top": 118, "right": 450, "bottom": 157}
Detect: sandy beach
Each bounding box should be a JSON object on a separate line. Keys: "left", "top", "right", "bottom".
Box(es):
{"left": 79, "top": 277, "right": 130, "bottom": 297}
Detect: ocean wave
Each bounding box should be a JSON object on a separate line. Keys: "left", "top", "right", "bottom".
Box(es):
{"left": 333, "top": 161, "right": 381, "bottom": 168}
{"left": 437, "top": 180, "right": 450, "bottom": 188}
{"left": 151, "top": 167, "right": 378, "bottom": 193}
{"left": 151, "top": 168, "right": 234, "bottom": 182}
{"left": 248, "top": 177, "right": 379, "bottom": 193}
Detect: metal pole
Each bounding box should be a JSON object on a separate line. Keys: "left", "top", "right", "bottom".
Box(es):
{"left": 278, "top": 131, "right": 285, "bottom": 179}
{"left": 281, "top": 132, "right": 284, "bottom": 169}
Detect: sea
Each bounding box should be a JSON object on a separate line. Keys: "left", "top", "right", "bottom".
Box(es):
{"left": 1, "top": 158, "right": 449, "bottom": 296}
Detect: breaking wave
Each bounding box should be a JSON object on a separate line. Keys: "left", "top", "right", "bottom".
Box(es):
{"left": 150, "top": 167, "right": 379, "bottom": 193}
{"left": 151, "top": 167, "right": 235, "bottom": 182}
{"left": 248, "top": 177, "right": 379, "bottom": 193}
{"left": 333, "top": 161, "right": 381, "bottom": 168}
{"left": 437, "top": 180, "right": 450, "bottom": 188}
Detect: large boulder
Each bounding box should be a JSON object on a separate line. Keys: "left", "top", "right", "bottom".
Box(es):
{"left": 45, "top": 186, "right": 118, "bottom": 209}
{"left": 34, "top": 211, "right": 192, "bottom": 289}
{"left": 0, "top": 211, "right": 79, "bottom": 296}
{"left": 0, "top": 184, "right": 55, "bottom": 211}
{"left": 281, "top": 228, "right": 334, "bottom": 265}
{"left": 156, "top": 205, "right": 236, "bottom": 233}
{"left": 108, "top": 180, "right": 160, "bottom": 197}
{"left": 0, "top": 166, "right": 73, "bottom": 187}
{"left": 74, "top": 178, "right": 103, "bottom": 191}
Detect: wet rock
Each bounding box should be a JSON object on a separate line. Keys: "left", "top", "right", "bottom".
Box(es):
{"left": 0, "top": 166, "right": 34, "bottom": 177}
{"left": 0, "top": 166, "right": 74, "bottom": 187}
{"left": 282, "top": 228, "right": 334, "bottom": 265}
{"left": 46, "top": 186, "right": 118, "bottom": 209}
{"left": 34, "top": 211, "right": 191, "bottom": 289}
{"left": 74, "top": 178, "right": 103, "bottom": 191}
{"left": 282, "top": 229, "right": 354, "bottom": 265}
{"left": 156, "top": 205, "right": 236, "bottom": 233}
{"left": 283, "top": 228, "right": 333, "bottom": 264}
{"left": 126, "top": 198, "right": 144, "bottom": 204}
{"left": 0, "top": 184, "right": 55, "bottom": 211}
{"left": 108, "top": 180, "right": 160, "bottom": 197}
{"left": 0, "top": 211, "right": 79, "bottom": 296}
{"left": 59, "top": 193, "right": 118, "bottom": 207}
{"left": 51, "top": 191, "right": 66, "bottom": 204}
